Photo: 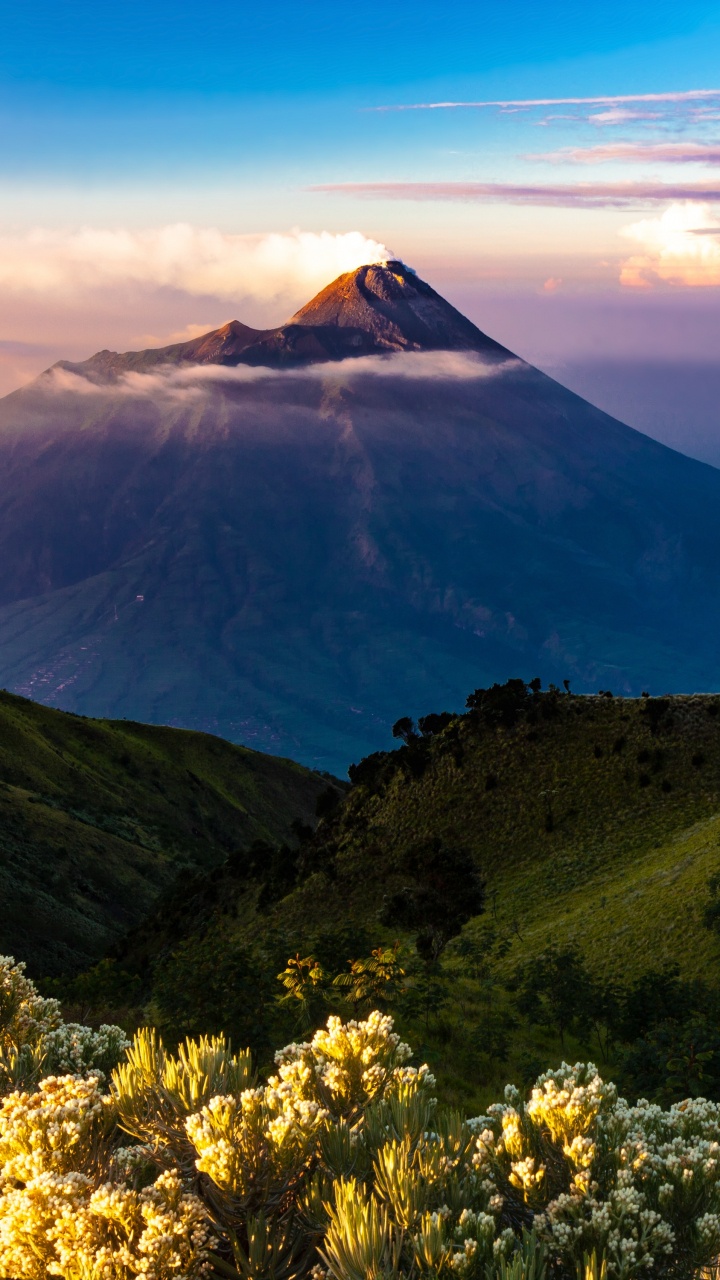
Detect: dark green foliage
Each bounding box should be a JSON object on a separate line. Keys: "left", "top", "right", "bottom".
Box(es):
{"left": 418, "top": 712, "right": 455, "bottom": 737}
{"left": 513, "top": 945, "right": 596, "bottom": 1047}
{"left": 704, "top": 874, "right": 720, "bottom": 934}
{"left": 616, "top": 973, "right": 720, "bottom": 1103}
{"left": 346, "top": 751, "right": 391, "bottom": 789}
{"left": 151, "top": 928, "right": 284, "bottom": 1059}
{"left": 380, "top": 837, "right": 486, "bottom": 963}
{"left": 466, "top": 678, "right": 536, "bottom": 729}
{"left": 392, "top": 716, "right": 419, "bottom": 745}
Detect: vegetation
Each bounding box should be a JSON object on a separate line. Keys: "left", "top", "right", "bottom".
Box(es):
{"left": 2, "top": 956, "right": 720, "bottom": 1280}
{"left": 64, "top": 682, "right": 720, "bottom": 1108}
{"left": 0, "top": 689, "right": 338, "bottom": 975}
{"left": 6, "top": 679, "right": 720, "bottom": 1274}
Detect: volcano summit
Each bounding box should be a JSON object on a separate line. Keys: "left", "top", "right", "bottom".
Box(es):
{"left": 0, "top": 263, "right": 719, "bottom": 769}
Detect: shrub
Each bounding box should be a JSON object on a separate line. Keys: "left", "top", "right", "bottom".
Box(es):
{"left": 0, "top": 955, "right": 129, "bottom": 1094}
{"left": 2, "top": 1000, "right": 720, "bottom": 1278}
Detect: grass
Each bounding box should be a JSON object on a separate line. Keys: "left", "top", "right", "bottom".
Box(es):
{"left": 289, "top": 692, "right": 720, "bottom": 984}
{"left": 11, "top": 684, "right": 720, "bottom": 1110}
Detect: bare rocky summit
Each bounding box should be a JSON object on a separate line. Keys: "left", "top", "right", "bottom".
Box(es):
{"left": 52, "top": 262, "right": 510, "bottom": 383}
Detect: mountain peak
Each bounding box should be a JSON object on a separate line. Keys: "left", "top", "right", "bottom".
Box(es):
{"left": 287, "top": 261, "right": 509, "bottom": 358}
{"left": 37, "top": 263, "right": 513, "bottom": 387}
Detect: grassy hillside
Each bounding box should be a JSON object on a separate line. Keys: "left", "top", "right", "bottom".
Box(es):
{"left": 114, "top": 685, "right": 720, "bottom": 1107}
{"left": 0, "top": 689, "right": 335, "bottom": 976}
{"left": 291, "top": 689, "right": 720, "bottom": 984}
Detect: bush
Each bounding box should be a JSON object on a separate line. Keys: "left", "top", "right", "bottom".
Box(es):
{"left": 2, "top": 990, "right": 720, "bottom": 1278}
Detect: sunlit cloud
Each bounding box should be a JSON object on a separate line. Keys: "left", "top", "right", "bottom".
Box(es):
{"left": 0, "top": 226, "right": 393, "bottom": 301}
{"left": 370, "top": 90, "right": 720, "bottom": 112}
{"left": 530, "top": 143, "right": 720, "bottom": 164}
{"left": 310, "top": 181, "right": 720, "bottom": 208}
{"left": 619, "top": 202, "right": 720, "bottom": 288}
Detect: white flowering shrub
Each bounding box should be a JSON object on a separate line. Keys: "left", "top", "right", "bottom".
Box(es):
{"left": 43, "top": 1021, "right": 132, "bottom": 1078}
{"left": 1, "top": 1001, "right": 720, "bottom": 1279}
{"left": 0, "top": 1073, "right": 213, "bottom": 1278}
{"left": 0, "top": 955, "right": 63, "bottom": 1091}
{"left": 473, "top": 1062, "right": 720, "bottom": 1279}
{"left": 0, "top": 955, "right": 129, "bottom": 1093}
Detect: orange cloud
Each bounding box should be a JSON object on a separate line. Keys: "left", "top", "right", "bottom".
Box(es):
{"left": 619, "top": 202, "right": 720, "bottom": 287}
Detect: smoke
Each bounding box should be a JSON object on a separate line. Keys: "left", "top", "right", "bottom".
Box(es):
{"left": 46, "top": 350, "right": 522, "bottom": 402}
{"left": 0, "top": 226, "right": 394, "bottom": 302}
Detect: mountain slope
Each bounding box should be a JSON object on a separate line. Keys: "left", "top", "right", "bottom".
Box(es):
{"left": 0, "top": 690, "right": 333, "bottom": 976}
{"left": 272, "top": 688, "right": 720, "bottom": 984}
{"left": 109, "top": 686, "right": 720, "bottom": 1103}
{"left": 1, "top": 263, "right": 720, "bottom": 769}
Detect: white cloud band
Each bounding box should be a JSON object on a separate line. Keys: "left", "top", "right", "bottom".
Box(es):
{"left": 0, "top": 226, "right": 393, "bottom": 302}
{"left": 47, "top": 351, "right": 522, "bottom": 401}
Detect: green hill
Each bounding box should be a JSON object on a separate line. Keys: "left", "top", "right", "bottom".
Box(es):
{"left": 0, "top": 689, "right": 335, "bottom": 976}
{"left": 147, "top": 685, "right": 720, "bottom": 983}
{"left": 287, "top": 687, "right": 720, "bottom": 985}
{"left": 115, "top": 684, "right": 720, "bottom": 1105}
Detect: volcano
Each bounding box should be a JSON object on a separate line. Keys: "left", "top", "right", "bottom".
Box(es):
{"left": 0, "top": 262, "right": 719, "bottom": 770}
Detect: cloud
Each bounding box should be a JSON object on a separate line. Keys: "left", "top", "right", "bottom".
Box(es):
{"left": 589, "top": 109, "right": 662, "bottom": 126}
{"left": 310, "top": 180, "right": 720, "bottom": 208}
{"left": 0, "top": 226, "right": 393, "bottom": 301}
{"left": 45, "top": 350, "right": 522, "bottom": 401}
{"left": 530, "top": 143, "right": 720, "bottom": 165}
{"left": 369, "top": 90, "right": 720, "bottom": 113}
{"left": 619, "top": 202, "right": 720, "bottom": 287}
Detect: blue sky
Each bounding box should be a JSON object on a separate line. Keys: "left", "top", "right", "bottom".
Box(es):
{"left": 2, "top": 0, "right": 720, "bottom": 395}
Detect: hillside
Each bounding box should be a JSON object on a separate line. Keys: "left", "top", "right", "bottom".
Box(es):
{"left": 0, "top": 690, "right": 334, "bottom": 976}
{"left": 2, "top": 265, "right": 720, "bottom": 769}
{"left": 117, "top": 685, "right": 720, "bottom": 1103}
{"left": 289, "top": 687, "right": 720, "bottom": 983}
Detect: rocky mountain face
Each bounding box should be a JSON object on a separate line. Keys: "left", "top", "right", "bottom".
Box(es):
{"left": 52, "top": 261, "right": 509, "bottom": 381}
{"left": 0, "top": 263, "right": 719, "bottom": 771}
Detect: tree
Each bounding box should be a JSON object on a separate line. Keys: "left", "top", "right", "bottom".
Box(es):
{"left": 381, "top": 838, "right": 486, "bottom": 964}
{"left": 514, "top": 944, "right": 596, "bottom": 1047}
{"left": 417, "top": 711, "right": 454, "bottom": 737}
{"left": 392, "top": 716, "right": 418, "bottom": 745}
{"left": 276, "top": 953, "right": 330, "bottom": 1030}
{"left": 466, "top": 678, "right": 532, "bottom": 729}
{"left": 332, "top": 943, "right": 406, "bottom": 1014}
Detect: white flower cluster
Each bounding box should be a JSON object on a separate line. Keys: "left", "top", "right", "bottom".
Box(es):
{"left": 0, "top": 956, "right": 128, "bottom": 1095}
{"left": 185, "top": 1010, "right": 435, "bottom": 1207}
{"left": 470, "top": 1062, "right": 720, "bottom": 1278}
{"left": 3, "top": 1000, "right": 720, "bottom": 1280}
{"left": 0, "top": 1074, "right": 213, "bottom": 1278}
{"left": 42, "top": 1022, "right": 131, "bottom": 1080}
{"left": 0, "top": 956, "right": 62, "bottom": 1050}
{"left": 272, "top": 1011, "right": 429, "bottom": 1117}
